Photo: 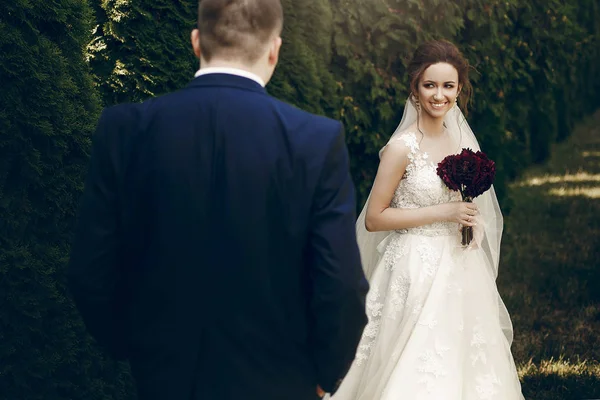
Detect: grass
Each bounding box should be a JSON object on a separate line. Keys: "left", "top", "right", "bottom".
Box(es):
{"left": 497, "top": 110, "right": 600, "bottom": 399}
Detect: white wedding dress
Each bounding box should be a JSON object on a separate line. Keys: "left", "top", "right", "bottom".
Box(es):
{"left": 330, "top": 101, "right": 525, "bottom": 400}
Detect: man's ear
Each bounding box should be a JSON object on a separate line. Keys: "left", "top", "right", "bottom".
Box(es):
{"left": 268, "top": 36, "right": 282, "bottom": 66}
{"left": 191, "top": 29, "right": 201, "bottom": 59}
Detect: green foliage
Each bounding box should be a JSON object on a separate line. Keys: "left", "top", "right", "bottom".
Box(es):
{"left": 268, "top": 0, "right": 339, "bottom": 116}
{"left": 90, "top": 0, "right": 340, "bottom": 115}
{"left": 0, "top": 0, "right": 133, "bottom": 398}
{"left": 88, "top": 0, "right": 197, "bottom": 106}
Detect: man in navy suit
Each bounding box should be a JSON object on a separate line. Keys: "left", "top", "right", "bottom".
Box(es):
{"left": 67, "top": 0, "right": 368, "bottom": 398}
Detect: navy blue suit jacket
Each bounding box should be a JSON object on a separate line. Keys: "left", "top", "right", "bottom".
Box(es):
{"left": 68, "top": 73, "right": 368, "bottom": 400}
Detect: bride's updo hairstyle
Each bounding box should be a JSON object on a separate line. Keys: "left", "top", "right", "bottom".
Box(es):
{"left": 407, "top": 40, "right": 473, "bottom": 115}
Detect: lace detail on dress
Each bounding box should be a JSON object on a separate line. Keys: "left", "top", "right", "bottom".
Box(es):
{"left": 418, "top": 314, "right": 439, "bottom": 329}
{"left": 355, "top": 286, "right": 383, "bottom": 366}
{"left": 471, "top": 318, "right": 504, "bottom": 398}
{"left": 417, "top": 339, "right": 450, "bottom": 392}
{"left": 391, "top": 132, "right": 461, "bottom": 237}
{"left": 387, "top": 275, "right": 410, "bottom": 319}
{"left": 382, "top": 236, "right": 409, "bottom": 272}
{"left": 417, "top": 239, "right": 442, "bottom": 283}
{"left": 475, "top": 369, "right": 502, "bottom": 399}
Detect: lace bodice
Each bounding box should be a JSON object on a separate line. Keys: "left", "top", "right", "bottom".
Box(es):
{"left": 390, "top": 132, "right": 461, "bottom": 236}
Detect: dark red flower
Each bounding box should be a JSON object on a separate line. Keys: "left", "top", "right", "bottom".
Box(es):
{"left": 436, "top": 157, "right": 460, "bottom": 191}
{"left": 436, "top": 148, "right": 496, "bottom": 199}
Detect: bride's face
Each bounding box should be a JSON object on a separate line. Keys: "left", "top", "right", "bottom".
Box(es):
{"left": 416, "top": 62, "right": 460, "bottom": 120}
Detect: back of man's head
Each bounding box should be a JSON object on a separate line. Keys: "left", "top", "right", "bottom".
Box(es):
{"left": 198, "top": 0, "right": 283, "bottom": 65}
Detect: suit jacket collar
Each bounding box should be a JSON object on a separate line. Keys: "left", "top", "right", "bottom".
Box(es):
{"left": 186, "top": 73, "right": 267, "bottom": 94}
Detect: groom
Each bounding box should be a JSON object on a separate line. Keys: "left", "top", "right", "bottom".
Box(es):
{"left": 67, "top": 0, "right": 368, "bottom": 399}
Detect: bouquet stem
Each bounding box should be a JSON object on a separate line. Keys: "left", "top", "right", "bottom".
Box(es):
{"left": 462, "top": 196, "right": 474, "bottom": 246}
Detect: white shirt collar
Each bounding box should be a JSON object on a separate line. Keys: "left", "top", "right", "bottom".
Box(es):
{"left": 194, "top": 67, "right": 265, "bottom": 87}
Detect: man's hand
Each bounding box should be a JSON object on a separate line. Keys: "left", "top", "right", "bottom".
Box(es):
{"left": 317, "top": 385, "right": 326, "bottom": 398}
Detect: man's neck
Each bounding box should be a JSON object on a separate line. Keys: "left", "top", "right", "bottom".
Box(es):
{"left": 199, "top": 59, "right": 266, "bottom": 82}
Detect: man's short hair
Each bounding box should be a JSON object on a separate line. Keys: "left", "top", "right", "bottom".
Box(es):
{"left": 198, "top": 0, "right": 283, "bottom": 64}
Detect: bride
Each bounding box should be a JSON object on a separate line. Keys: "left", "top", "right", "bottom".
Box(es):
{"left": 329, "top": 40, "right": 525, "bottom": 399}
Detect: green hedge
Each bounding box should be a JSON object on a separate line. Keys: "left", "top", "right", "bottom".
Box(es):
{"left": 331, "top": 0, "right": 600, "bottom": 207}
{"left": 0, "top": 0, "right": 133, "bottom": 398}
{"left": 89, "top": 0, "right": 340, "bottom": 114}
{"left": 88, "top": 0, "right": 198, "bottom": 106}
{"left": 1, "top": 0, "right": 599, "bottom": 398}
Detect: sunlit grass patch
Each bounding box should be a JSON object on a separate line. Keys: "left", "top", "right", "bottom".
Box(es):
{"left": 517, "top": 172, "right": 600, "bottom": 187}
{"left": 519, "top": 358, "right": 600, "bottom": 400}
{"left": 548, "top": 186, "right": 600, "bottom": 198}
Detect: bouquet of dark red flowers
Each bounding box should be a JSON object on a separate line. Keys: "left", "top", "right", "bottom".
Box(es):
{"left": 436, "top": 148, "right": 496, "bottom": 246}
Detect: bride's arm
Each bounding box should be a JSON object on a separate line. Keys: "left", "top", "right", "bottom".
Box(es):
{"left": 365, "top": 141, "right": 478, "bottom": 232}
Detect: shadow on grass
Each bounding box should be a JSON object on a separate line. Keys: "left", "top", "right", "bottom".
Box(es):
{"left": 496, "top": 111, "right": 600, "bottom": 398}
{"left": 521, "top": 375, "right": 600, "bottom": 400}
